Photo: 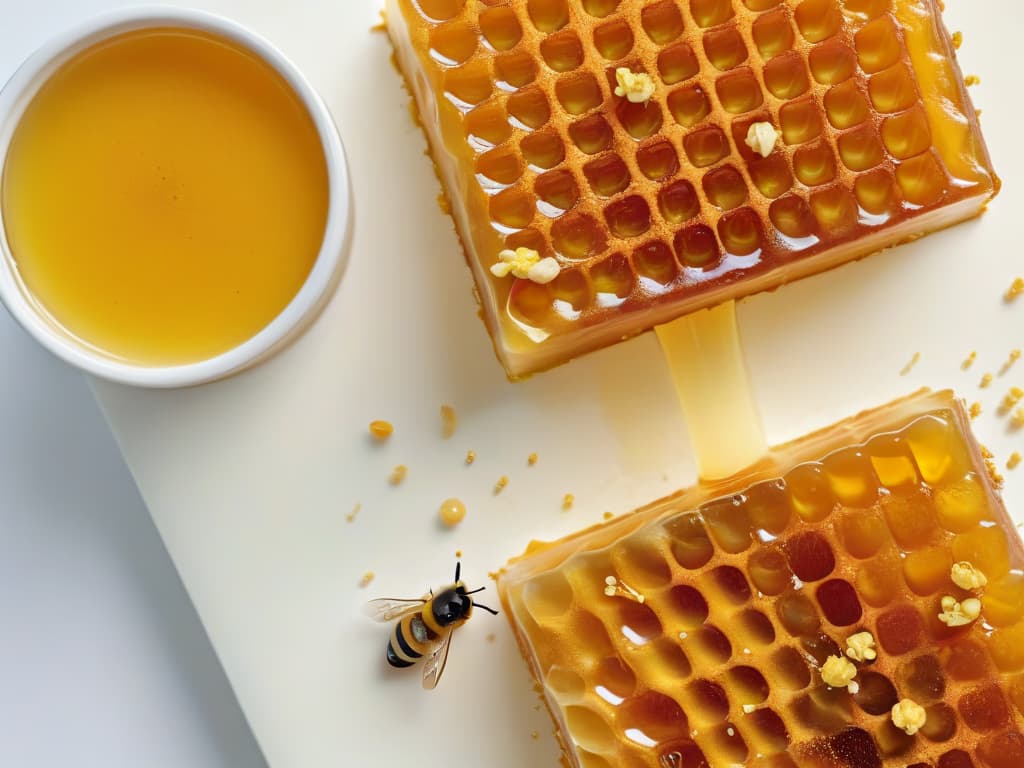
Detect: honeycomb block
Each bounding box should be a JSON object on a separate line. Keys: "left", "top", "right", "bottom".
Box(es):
{"left": 386, "top": 0, "right": 998, "bottom": 378}
{"left": 497, "top": 391, "right": 1024, "bottom": 768}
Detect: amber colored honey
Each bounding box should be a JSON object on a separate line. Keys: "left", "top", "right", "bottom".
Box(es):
{"left": 1, "top": 28, "right": 329, "bottom": 365}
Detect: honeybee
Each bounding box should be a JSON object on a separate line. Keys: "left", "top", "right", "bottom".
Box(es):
{"left": 364, "top": 562, "right": 498, "bottom": 689}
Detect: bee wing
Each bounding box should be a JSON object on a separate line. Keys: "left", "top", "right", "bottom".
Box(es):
{"left": 363, "top": 597, "right": 426, "bottom": 623}
{"left": 422, "top": 627, "right": 454, "bottom": 691}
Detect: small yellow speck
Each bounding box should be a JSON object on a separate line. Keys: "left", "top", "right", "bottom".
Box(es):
{"left": 465, "top": 450, "right": 476, "bottom": 466}
{"left": 951, "top": 562, "right": 988, "bottom": 591}
{"left": 494, "top": 476, "right": 509, "bottom": 494}
{"left": 981, "top": 373, "right": 994, "bottom": 389}
{"left": 346, "top": 502, "right": 362, "bottom": 524}
{"left": 440, "top": 405, "right": 457, "bottom": 439}
{"left": 986, "top": 458, "right": 1005, "bottom": 487}
{"left": 964, "top": 74, "right": 981, "bottom": 87}
{"left": 952, "top": 31, "right": 963, "bottom": 48}
{"left": 1007, "top": 277, "right": 1024, "bottom": 302}
{"left": 892, "top": 699, "right": 927, "bottom": 736}
{"left": 358, "top": 571, "right": 375, "bottom": 588}
{"left": 1000, "top": 349, "right": 1022, "bottom": 375}
{"left": 389, "top": 464, "right": 408, "bottom": 485}
{"left": 1014, "top": 408, "right": 1024, "bottom": 428}
{"left": 369, "top": 420, "right": 393, "bottom": 440}
{"left": 486, "top": 632, "right": 496, "bottom": 644}
{"left": 821, "top": 656, "right": 858, "bottom": 689}
{"left": 961, "top": 351, "right": 977, "bottom": 370}
{"left": 530, "top": 731, "right": 539, "bottom": 741}
{"left": 603, "top": 511, "right": 615, "bottom": 521}
{"left": 1010, "top": 452, "right": 1022, "bottom": 470}
{"left": 527, "top": 452, "right": 538, "bottom": 466}
{"left": 900, "top": 352, "right": 920, "bottom": 376}
{"left": 845, "top": 632, "right": 877, "bottom": 662}
{"left": 562, "top": 493, "right": 575, "bottom": 511}
{"left": 439, "top": 498, "right": 467, "bottom": 528}
{"left": 981, "top": 444, "right": 995, "bottom": 459}
{"left": 969, "top": 402, "right": 982, "bottom": 419}
{"left": 1003, "top": 387, "right": 1024, "bottom": 410}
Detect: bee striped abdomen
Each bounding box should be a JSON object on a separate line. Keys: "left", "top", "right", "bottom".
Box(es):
{"left": 387, "top": 614, "right": 433, "bottom": 668}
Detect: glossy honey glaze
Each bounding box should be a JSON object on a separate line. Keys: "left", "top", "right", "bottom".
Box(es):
{"left": 1, "top": 28, "right": 329, "bottom": 365}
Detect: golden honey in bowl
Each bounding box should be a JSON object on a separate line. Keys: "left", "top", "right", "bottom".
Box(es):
{"left": 1, "top": 27, "right": 329, "bottom": 366}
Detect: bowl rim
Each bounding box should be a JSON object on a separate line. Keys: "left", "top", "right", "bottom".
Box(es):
{"left": 0, "top": 5, "right": 351, "bottom": 388}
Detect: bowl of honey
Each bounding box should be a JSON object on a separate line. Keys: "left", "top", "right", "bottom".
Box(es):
{"left": 0, "top": 7, "right": 351, "bottom": 387}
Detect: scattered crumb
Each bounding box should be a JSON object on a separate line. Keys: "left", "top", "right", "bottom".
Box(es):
{"left": 358, "top": 571, "right": 375, "bottom": 588}
{"left": 1013, "top": 408, "right": 1024, "bottom": 428}
{"left": 439, "top": 498, "right": 467, "bottom": 528}
{"left": 465, "top": 450, "right": 476, "bottom": 465}
{"left": 370, "top": 10, "right": 386, "bottom": 32}
{"left": 603, "top": 511, "right": 615, "bottom": 521}
{"left": 964, "top": 74, "right": 981, "bottom": 87}
{"left": 494, "top": 476, "right": 509, "bottom": 495}
{"left": 531, "top": 731, "right": 539, "bottom": 741}
{"left": 562, "top": 493, "right": 575, "bottom": 511}
{"left": 1000, "top": 349, "right": 1022, "bottom": 375}
{"left": 981, "top": 373, "right": 994, "bottom": 389}
{"left": 440, "top": 404, "right": 458, "bottom": 439}
{"left": 346, "top": 502, "right": 362, "bottom": 524}
{"left": 742, "top": 704, "right": 756, "bottom": 714}
{"left": 455, "top": 549, "right": 463, "bottom": 558}
{"left": 389, "top": 464, "right": 408, "bottom": 485}
{"left": 969, "top": 402, "right": 982, "bottom": 419}
{"left": 986, "top": 458, "right": 1005, "bottom": 487}
{"left": 900, "top": 352, "right": 920, "bottom": 376}
{"left": 369, "top": 420, "right": 393, "bottom": 440}
{"left": 1007, "top": 277, "right": 1024, "bottom": 302}
{"left": 1003, "top": 387, "right": 1024, "bottom": 410}
{"left": 1009, "top": 452, "right": 1022, "bottom": 470}
{"left": 528, "top": 452, "right": 538, "bottom": 466}
{"left": 981, "top": 444, "right": 995, "bottom": 459}
{"left": 961, "top": 351, "right": 977, "bottom": 370}
{"left": 952, "top": 31, "right": 963, "bottom": 49}
{"left": 436, "top": 192, "right": 450, "bottom": 215}
{"left": 486, "top": 632, "right": 496, "bottom": 644}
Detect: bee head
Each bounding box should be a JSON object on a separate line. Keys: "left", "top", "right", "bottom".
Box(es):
{"left": 432, "top": 586, "right": 474, "bottom": 626}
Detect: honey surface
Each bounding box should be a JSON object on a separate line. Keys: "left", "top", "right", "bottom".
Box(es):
{"left": 500, "top": 392, "right": 1024, "bottom": 768}
{"left": 1, "top": 29, "right": 329, "bottom": 365}
{"left": 388, "top": 0, "right": 998, "bottom": 376}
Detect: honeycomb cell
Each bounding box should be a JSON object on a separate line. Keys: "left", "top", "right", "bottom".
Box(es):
{"left": 853, "top": 671, "right": 899, "bottom": 715}
{"left": 897, "top": 152, "right": 948, "bottom": 207}
{"left": 557, "top": 73, "right": 604, "bottom": 116}
{"left": 823, "top": 448, "right": 879, "bottom": 507}
{"left": 521, "top": 129, "right": 566, "bottom": 170}
{"left": 882, "top": 105, "right": 932, "bottom": 160}
{"left": 856, "top": 15, "right": 903, "bottom": 74}
{"left": 787, "top": 464, "right": 837, "bottom": 524}
{"left": 708, "top": 722, "right": 748, "bottom": 763}
{"left": 736, "top": 608, "right": 777, "bottom": 646}
{"left": 922, "top": 702, "right": 958, "bottom": 743}
{"left": 704, "top": 26, "right": 748, "bottom": 71}
{"left": 899, "top": 654, "right": 946, "bottom": 702}
{"left": 748, "top": 548, "right": 794, "bottom": 596}
{"left": 585, "top": 154, "right": 630, "bottom": 198}
{"left": 637, "top": 140, "right": 679, "bottom": 181}
{"left": 620, "top": 690, "right": 689, "bottom": 746}
{"left": 876, "top": 604, "right": 925, "bottom": 656}
{"left": 710, "top": 566, "right": 753, "bottom": 605}
{"left": 521, "top": 570, "right": 575, "bottom": 620}
{"left": 764, "top": 52, "right": 810, "bottom": 100}
{"left": 564, "top": 706, "right": 617, "bottom": 753}
{"left": 504, "top": 228, "right": 548, "bottom": 260}
{"left": 688, "top": 625, "right": 733, "bottom": 665}
{"left": 810, "top": 39, "right": 857, "bottom": 85}
{"left": 934, "top": 475, "right": 993, "bottom": 534}
{"left": 718, "top": 207, "right": 764, "bottom": 256}
{"left": 903, "top": 547, "right": 954, "bottom": 597}
{"left": 507, "top": 87, "right": 551, "bottom": 129}
{"left": 942, "top": 639, "right": 993, "bottom": 682}
{"left": 855, "top": 168, "right": 900, "bottom": 218}
{"left": 952, "top": 527, "right": 1011, "bottom": 582}
{"left": 836, "top": 509, "right": 887, "bottom": 560}
{"left": 745, "top": 708, "right": 791, "bottom": 755}
{"left": 642, "top": 0, "right": 685, "bottom": 44}
{"left": 541, "top": 30, "right": 584, "bottom": 73}
{"left": 668, "top": 584, "right": 710, "bottom": 629}
{"left": 495, "top": 50, "right": 537, "bottom": 89}
{"left": 684, "top": 678, "right": 730, "bottom": 724}
{"left": 825, "top": 80, "right": 870, "bottom": 129}
{"left": 605, "top": 196, "right": 652, "bottom": 238}
{"left": 870, "top": 63, "right": 919, "bottom": 113}
{"left": 777, "top": 592, "right": 821, "bottom": 637}
{"left": 742, "top": 0, "right": 783, "bottom": 8}
{"left": 658, "top": 180, "right": 700, "bottom": 224}
{"left": 465, "top": 101, "right": 512, "bottom": 147}
{"left": 959, "top": 685, "right": 1011, "bottom": 733}
{"left": 875, "top": 719, "right": 914, "bottom": 758}
{"left": 590, "top": 253, "right": 634, "bottom": 303}
{"left": 779, "top": 97, "right": 823, "bottom": 145}
{"left": 701, "top": 497, "right": 753, "bottom": 553}
{"left": 430, "top": 21, "right": 478, "bottom": 65}
{"left": 773, "top": 646, "right": 812, "bottom": 690}
{"left": 477, "top": 145, "right": 524, "bottom": 188}
{"left": 683, "top": 125, "right": 729, "bottom": 168}
{"left": 415, "top": 0, "right": 465, "bottom": 22}
{"left": 978, "top": 732, "right": 1024, "bottom": 768}
{"left": 658, "top": 43, "right": 700, "bottom": 85}
{"left": 546, "top": 665, "right": 587, "bottom": 701}
{"left": 716, "top": 69, "right": 764, "bottom": 114}
{"left": 551, "top": 212, "right": 608, "bottom": 259}
{"left": 491, "top": 187, "right": 535, "bottom": 228}
{"left": 816, "top": 579, "right": 862, "bottom": 626}
{"left": 795, "top": 0, "right": 842, "bottom": 43}
{"left": 746, "top": 480, "right": 792, "bottom": 535}
{"left": 881, "top": 489, "right": 939, "bottom": 550}
{"left": 479, "top": 6, "right": 522, "bottom": 52}
{"left": 802, "top": 632, "right": 842, "bottom": 666}
{"left": 752, "top": 8, "right": 794, "bottom": 59}
{"left": 444, "top": 60, "right": 493, "bottom": 107}
{"left": 838, "top": 124, "right": 885, "bottom": 172}
{"left": 595, "top": 655, "right": 637, "bottom": 699}
{"left": 867, "top": 433, "right": 921, "bottom": 488}
{"left": 634, "top": 240, "right": 679, "bottom": 288}
{"left": 535, "top": 169, "right": 580, "bottom": 215}
{"left": 581, "top": 0, "right": 620, "bottom": 17}
{"left": 674, "top": 225, "right": 720, "bottom": 269}
{"left": 794, "top": 142, "right": 838, "bottom": 188}
{"left": 617, "top": 599, "right": 663, "bottom": 645}
{"left": 937, "top": 749, "right": 975, "bottom": 768}
{"left": 552, "top": 269, "right": 593, "bottom": 315}
{"left": 570, "top": 114, "right": 614, "bottom": 154}
{"left": 527, "top": 0, "right": 569, "bottom": 33}
{"left": 594, "top": 19, "right": 635, "bottom": 60}
{"left": 769, "top": 195, "right": 818, "bottom": 244}
{"left": 857, "top": 552, "right": 902, "bottom": 608}
{"left": 667, "top": 84, "right": 711, "bottom": 128}
{"left": 616, "top": 100, "right": 664, "bottom": 140}
{"left": 690, "top": 0, "right": 734, "bottom": 28}
{"left": 983, "top": 574, "right": 1024, "bottom": 629}
{"left": 703, "top": 166, "right": 747, "bottom": 211}
{"left": 664, "top": 513, "right": 715, "bottom": 569}
{"left": 508, "top": 273, "right": 555, "bottom": 326}
{"left": 844, "top": 0, "right": 893, "bottom": 21}
{"left": 810, "top": 185, "right": 858, "bottom": 235}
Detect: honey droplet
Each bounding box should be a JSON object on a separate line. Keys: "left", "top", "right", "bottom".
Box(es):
{"left": 439, "top": 498, "right": 467, "bottom": 527}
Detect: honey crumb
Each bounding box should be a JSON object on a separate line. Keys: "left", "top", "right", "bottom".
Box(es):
{"left": 562, "top": 493, "right": 575, "bottom": 511}
{"left": 346, "top": 502, "right": 362, "bottom": 524}
{"left": 892, "top": 699, "right": 927, "bottom": 736}
{"left": 951, "top": 562, "right": 988, "bottom": 591}
{"left": 1007, "top": 277, "right": 1024, "bottom": 302}
{"left": 845, "top": 632, "right": 877, "bottom": 662}
{"left": 1009, "top": 452, "right": 1022, "bottom": 470}
{"left": 900, "top": 352, "right": 920, "bottom": 376}
{"left": 494, "top": 476, "right": 509, "bottom": 494}
{"left": 439, "top": 498, "right": 466, "bottom": 528}
{"left": 969, "top": 402, "right": 982, "bottom": 419}
{"left": 1014, "top": 408, "right": 1024, "bottom": 428}
{"left": 440, "top": 405, "right": 458, "bottom": 439}
{"left": 389, "top": 464, "right": 408, "bottom": 485}
{"left": 1000, "top": 349, "right": 1022, "bottom": 375}
{"left": 961, "top": 351, "right": 977, "bottom": 370}
{"left": 465, "top": 450, "right": 476, "bottom": 465}
{"left": 981, "top": 373, "right": 994, "bottom": 389}
{"left": 952, "top": 31, "right": 963, "bottom": 48}
{"left": 821, "top": 656, "right": 858, "bottom": 690}
{"left": 528, "top": 452, "right": 538, "bottom": 466}
{"left": 964, "top": 74, "right": 981, "bottom": 87}
{"left": 938, "top": 595, "right": 981, "bottom": 627}
{"left": 369, "top": 420, "right": 393, "bottom": 440}
{"left": 603, "top": 511, "right": 615, "bottom": 521}
{"left": 613, "top": 68, "right": 656, "bottom": 103}
{"left": 981, "top": 444, "right": 994, "bottom": 459}
{"left": 358, "top": 571, "right": 375, "bottom": 588}
{"left": 1003, "top": 387, "right": 1024, "bottom": 410}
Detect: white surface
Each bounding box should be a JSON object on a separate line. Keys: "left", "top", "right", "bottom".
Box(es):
{"left": 3, "top": 0, "right": 1017, "bottom": 767}
{"left": 0, "top": 314, "right": 265, "bottom": 767}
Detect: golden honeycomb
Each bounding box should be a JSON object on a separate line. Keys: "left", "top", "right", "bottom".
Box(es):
{"left": 497, "top": 390, "right": 1024, "bottom": 768}
{"left": 385, "top": 0, "right": 998, "bottom": 377}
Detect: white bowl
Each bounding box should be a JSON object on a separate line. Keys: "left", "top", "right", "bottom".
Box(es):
{"left": 0, "top": 7, "right": 352, "bottom": 388}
